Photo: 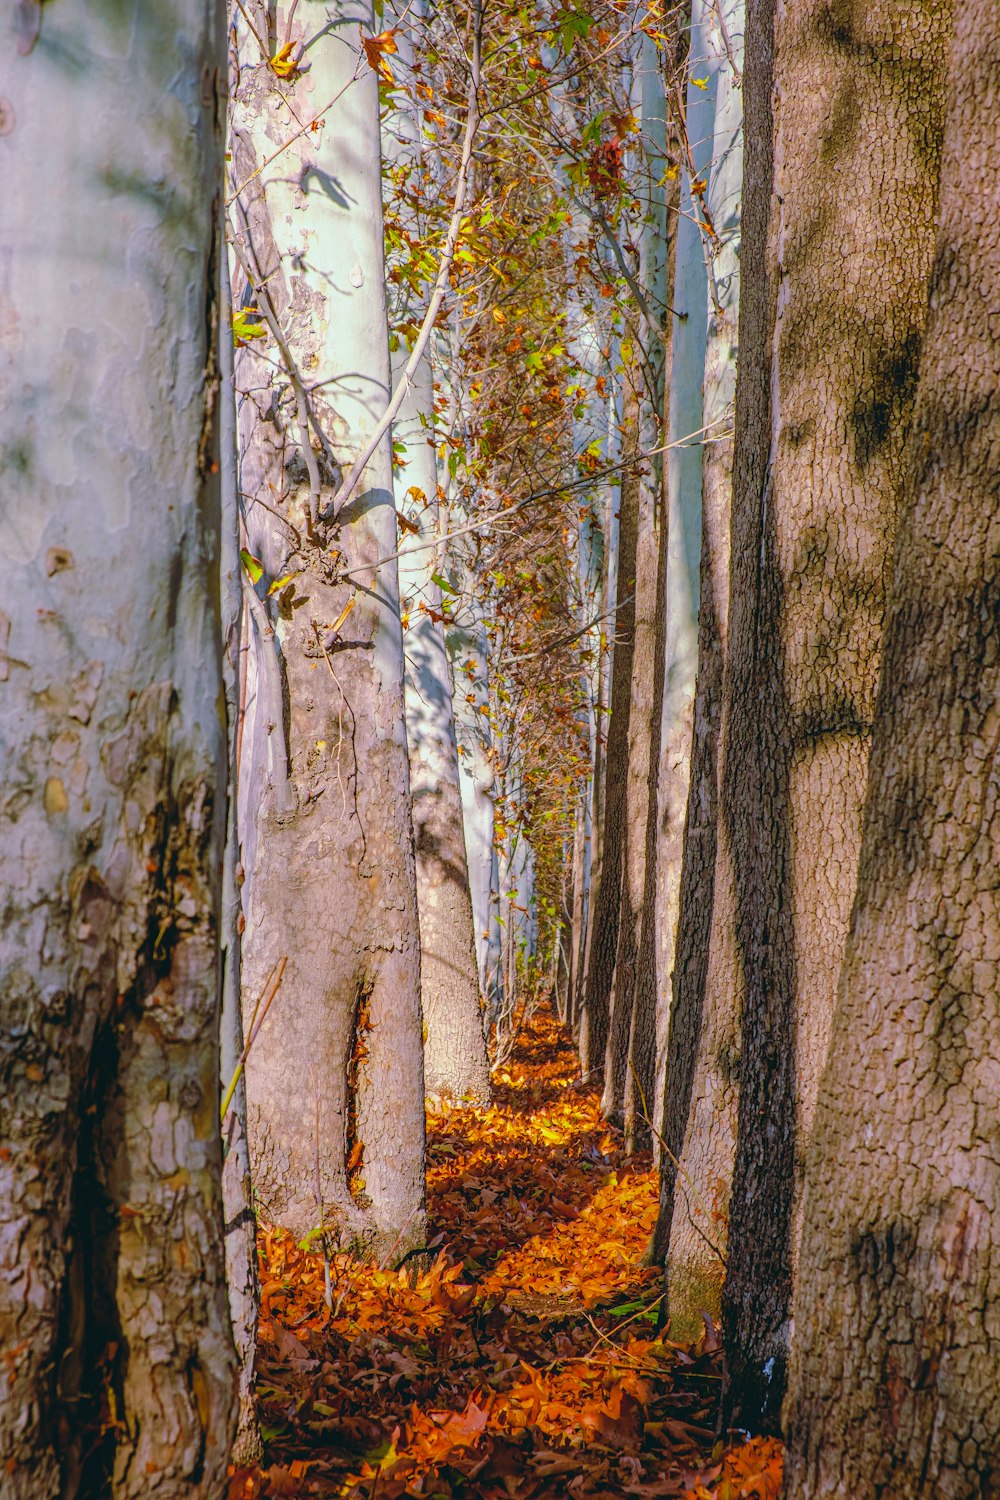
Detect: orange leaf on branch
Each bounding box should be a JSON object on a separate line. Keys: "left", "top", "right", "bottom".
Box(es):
{"left": 360, "top": 27, "right": 398, "bottom": 84}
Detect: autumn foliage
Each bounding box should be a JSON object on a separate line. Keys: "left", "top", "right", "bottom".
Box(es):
{"left": 228, "top": 1009, "right": 781, "bottom": 1499}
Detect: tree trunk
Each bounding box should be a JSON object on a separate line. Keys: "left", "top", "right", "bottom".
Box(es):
{"left": 784, "top": 3, "right": 1000, "bottom": 1488}
{"left": 231, "top": 1, "right": 426, "bottom": 1256}
{"left": 395, "top": 353, "right": 490, "bottom": 1103}
{"left": 571, "top": 343, "right": 620, "bottom": 1033}
{"left": 577, "top": 450, "right": 639, "bottom": 1079}
{"left": 219, "top": 196, "right": 261, "bottom": 1465}
{"left": 653, "top": 0, "right": 743, "bottom": 1336}
{"left": 0, "top": 4, "right": 237, "bottom": 1494}
{"left": 601, "top": 30, "right": 671, "bottom": 1147}
{"left": 451, "top": 589, "right": 503, "bottom": 1023}
{"left": 720, "top": 0, "right": 952, "bottom": 1428}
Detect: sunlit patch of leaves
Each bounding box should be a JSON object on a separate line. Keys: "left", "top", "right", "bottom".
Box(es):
{"left": 228, "top": 1010, "right": 782, "bottom": 1499}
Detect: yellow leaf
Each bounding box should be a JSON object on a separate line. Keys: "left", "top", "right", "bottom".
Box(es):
{"left": 330, "top": 595, "right": 357, "bottom": 634}
{"left": 270, "top": 41, "right": 297, "bottom": 77}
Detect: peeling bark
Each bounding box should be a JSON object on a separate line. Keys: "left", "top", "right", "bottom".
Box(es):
{"left": 0, "top": 4, "right": 236, "bottom": 1494}
{"left": 231, "top": 1, "right": 425, "bottom": 1256}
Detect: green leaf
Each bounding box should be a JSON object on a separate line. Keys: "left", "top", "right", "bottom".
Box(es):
{"left": 232, "top": 307, "right": 267, "bottom": 343}
{"left": 267, "top": 572, "right": 294, "bottom": 596}
{"left": 431, "top": 571, "right": 459, "bottom": 596}
{"left": 239, "top": 548, "right": 263, "bottom": 584}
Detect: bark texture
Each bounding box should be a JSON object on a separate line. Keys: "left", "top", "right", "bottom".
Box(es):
{"left": 784, "top": 5, "right": 1000, "bottom": 1489}
{"left": 232, "top": 2, "right": 426, "bottom": 1254}
{"left": 396, "top": 355, "right": 490, "bottom": 1104}
{"left": 0, "top": 4, "right": 237, "bottom": 1494}
{"left": 719, "top": 0, "right": 952, "bottom": 1428}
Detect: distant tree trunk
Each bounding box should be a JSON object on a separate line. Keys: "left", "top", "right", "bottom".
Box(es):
{"left": 571, "top": 344, "right": 620, "bottom": 1033}
{"left": 653, "top": 0, "right": 743, "bottom": 1335}
{"left": 231, "top": 1, "right": 426, "bottom": 1256}
{"left": 219, "top": 198, "right": 261, "bottom": 1465}
{"left": 395, "top": 352, "right": 490, "bottom": 1103}
{"left": 578, "top": 449, "right": 639, "bottom": 1079}
{"left": 784, "top": 4, "right": 1000, "bottom": 1488}
{"left": 0, "top": 4, "right": 236, "bottom": 1495}
{"left": 451, "top": 588, "right": 503, "bottom": 1023}
{"left": 719, "top": 0, "right": 952, "bottom": 1429}
{"left": 601, "top": 29, "right": 671, "bottom": 1148}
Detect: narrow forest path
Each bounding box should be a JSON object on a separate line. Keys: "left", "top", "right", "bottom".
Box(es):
{"left": 229, "top": 1008, "right": 782, "bottom": 1499}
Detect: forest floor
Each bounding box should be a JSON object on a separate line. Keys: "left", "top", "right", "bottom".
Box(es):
{"left": 228, "top": 1006, "right": 782, "bottom": 1500}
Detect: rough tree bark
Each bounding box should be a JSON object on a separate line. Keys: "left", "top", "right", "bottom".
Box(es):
{"left": 577, "top": 451, "right": 638, "bottom": 1080}
{"left": 784, "top": 4, "right": 1000, "bottom": 1489}
{"left": 653, "top": 0, "right": 743, "bottom": 1338}
{"left": 395, "top": 353, "right": 490, "bottom": 1103}
{"left": 231, "top": 0, "right": 426, "bottom": 1255}
{"left": 720, "top": 0, "right": 952, "bottom": 1428}
{"left": 0, "top": 3, "right": 237, "bottom": 1494}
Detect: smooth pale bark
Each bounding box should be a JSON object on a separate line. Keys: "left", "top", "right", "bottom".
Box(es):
{"left": 0, "top": 4, "right": 236, "bottom": 1494}
{"left": 571, "top": 342, "right": 620, "bottom": 1033}
{"left": 720, "top": 0, "right": 952, "bottom": 1428}
{"left": 785, "top": 6, "right": 1000, "bottom": 1485}
{"left": 564, "top": 318, "right": 608, "bottom": 1032}
{"left": 602, "top": 30, "right": 671, "bottom": 1147}
{"left": 219, "top": 211, "right": 261, "bottom": 1464}
{"left": 500, "top": 824, "right": 537, "bottom": 1004}
{"left": 232, "top": 2, "right": 425, "bottom": 1255}
{"left": 653, "top": 0, "right": 743, "bottom": 1337}
{"left": 395, "top": 354, "right": 490, "bottom": 1102}
{"left": 451, "top": 586, "right": 503, "bottom": 1022}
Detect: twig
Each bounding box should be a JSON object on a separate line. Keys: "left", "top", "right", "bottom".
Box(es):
{"left": 233, "top": 0, "right": 270, "bottom": 62}
{"left": 241, "top": 573, "right": 296, "bottom": 815}
{"left": 336, "top": 415, "right": 731, "bottom": 584}
{"left": 228, "top": 196, "right": 323, "bottom": 529}
{"left": 220, "top": 956, "right": 288, "bottom": 1125}
{"left": 226, "top": 75, "right": 361, "bottom": 205}
{"left": 329, "top": 0, "right": 484, "bottom": 520}
{"left": 511, "top": 595, "right": 635, "bottom": 663}
{"left": 629, "top": 1061, "right": 727, "bottom": 1270}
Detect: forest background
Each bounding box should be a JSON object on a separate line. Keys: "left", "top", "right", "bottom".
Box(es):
{"left": 1, "top": 0, "right": 998, "bottom": 1496}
